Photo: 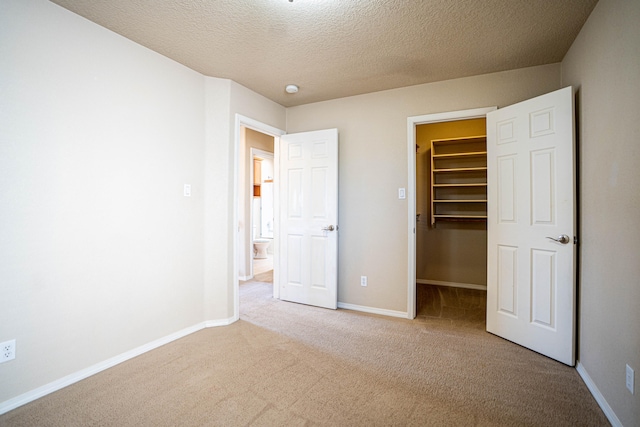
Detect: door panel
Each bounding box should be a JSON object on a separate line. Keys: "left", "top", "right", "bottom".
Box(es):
{"left": 497, "top": 245, "right": 518, "bottom": 315}
{"left": 487, "top": 87, "right": 575, "bottom": 366}
{"left": 279, "top": 129, "right": 338, "bottom": 309}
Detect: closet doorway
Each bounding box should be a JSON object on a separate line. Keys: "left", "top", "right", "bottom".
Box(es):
{"left": 406, "top": 107, "right": 496, "bottom": 319}
{"left": 415, "top": 118, "right": 487, "bottom": 322}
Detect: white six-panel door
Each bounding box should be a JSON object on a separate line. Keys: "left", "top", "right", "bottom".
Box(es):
{"left": 278, "top": 129, "right": 339, "bottom": 309}
{"left": 487, "top": 87, "right": 576, "bottom": 366}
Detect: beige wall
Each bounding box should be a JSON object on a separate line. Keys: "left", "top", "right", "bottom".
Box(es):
{"left": 0, "top": 0, "right": 287, "bottom": 409}
{"left": 0, "top": 0, "right": 206, "bottom": 403}
{"left": 203, "top": 79, "right": 286, "bottom": 321}
{"left": 6, "top": 0, "right": 637, "bottom": 423}
{"left": 286, "top": 64, "right": 561, "bottom": 312}
{"left": 561, "top": 0, "right": 640, "bottom": 424}
{"left": 416, "top": 119, "right": 487, "bottom": 286}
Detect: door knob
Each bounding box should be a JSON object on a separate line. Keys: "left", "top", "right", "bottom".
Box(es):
{"left": 546, "top": 234, "right": 570, "bottom": 244}
{"left": 322, "top": 225, "right": 335, "bottom": 231}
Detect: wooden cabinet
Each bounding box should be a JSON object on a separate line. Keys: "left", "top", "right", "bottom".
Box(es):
{"left": 253, "top": 159, "right": 262, "bottom": 197}
{"left": 430, "top": 136, "right": 487, "bottom": 226}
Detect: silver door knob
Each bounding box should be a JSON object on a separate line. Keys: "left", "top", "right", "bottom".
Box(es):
{"left": 322, "top": 225, "right": 335, "bottom": 231}
{"left": 546, "top": 234, "right": 570, "bottom": 244}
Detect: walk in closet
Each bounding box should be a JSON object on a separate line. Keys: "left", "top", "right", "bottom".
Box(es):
{"left": 416, "top": 119, "right": 488, "bottom": 293}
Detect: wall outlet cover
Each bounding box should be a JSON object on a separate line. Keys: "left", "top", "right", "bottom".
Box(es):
{"left": 626, "top": 364, "right": 634, "bottom": 394}
{"left": 1, "top": 339, "right": 16, "bottom": 363}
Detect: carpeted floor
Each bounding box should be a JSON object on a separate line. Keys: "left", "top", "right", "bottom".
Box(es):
{"left": 0, "top": 276, "right": 609, "bottom": 426}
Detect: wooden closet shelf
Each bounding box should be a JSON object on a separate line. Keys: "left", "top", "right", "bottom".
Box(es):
{"left": 432, "top": 151, "right": 487, "bottom": 159}
{"left": 433, "top": 215, "right": 488, "bottom": 220}
{"left": 430, "top": 135, "right": 487, "bottom": 226}
{"left": 433, "top": 183, "right": 487, "bottom": 188}
{"left": 433, "top": 167, "right": 487, "bottom": 172}
{"left": 433, "top": 199, "right": 487, "bottom": 203}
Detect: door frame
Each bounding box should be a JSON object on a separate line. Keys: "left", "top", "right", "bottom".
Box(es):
{"left": 233, "top": 114, "right": 285, "bottom": 320}
{"left": 406, "top": 107, "right": 497, "bottom": 319}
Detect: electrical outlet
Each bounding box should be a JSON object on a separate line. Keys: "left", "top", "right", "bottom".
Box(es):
{"left": 626, "top": 364, "right": 634, "bottom": 394}
{"left": 1, "top": 339, "right": 16, "bottom": 363}
{"left": 360, "top": 276, "right": 367, "bottom": 287}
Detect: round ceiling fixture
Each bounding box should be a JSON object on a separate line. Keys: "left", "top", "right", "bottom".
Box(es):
{"left": 285, "top": 84, "right": 299, "bottom": 94}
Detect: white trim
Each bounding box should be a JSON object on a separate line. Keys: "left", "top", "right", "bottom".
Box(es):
{"left": 338, "top": 302, "right": 408, "bottom": 319}
{"left": 407, "top": 118, "right": 417, "bottom": 319}
{"left": 0, "top": 322, "right": 206, "bottom": 415}
{"left": 204, "top": 317, "right": 237, "bottom": 328}
{"left": 247, "top": 147, "right": 255, "bottom": 278}
{"left": 238, "top": 275, "right": 253, "bottom": 281}
{"left": 252, "top": 148, "right": 274, "bottom": 160}
{"left": 416, "top": 279, "right": 487, "bottom": 291}
{"left": 0, "top": 320, "right": 239, "bottom": 415}
{"left": 234, "top": 115, "right": 285, "bottom": 320}
{"left": 576, "top": 362, "right": 623, "bottom": 427}
{"left": 406, "top": 107, "right": 497, "bottom": 320}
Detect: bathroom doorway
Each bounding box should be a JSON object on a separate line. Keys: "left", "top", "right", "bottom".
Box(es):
{"left": 233, "top": 115, "right": 285, "bottom": 320}
{"left": 250, "top": 148, "right": 274, "bottom": 280}
{"left": 239, "top": 127, "right": 275, "bottom": 283}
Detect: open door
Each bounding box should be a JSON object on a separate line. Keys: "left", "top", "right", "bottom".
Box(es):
{"left": 486, "top": 87, "right": 576, "bottom": 366}
{"left": 278, "top": 129, "right": 339, "bottom": 309}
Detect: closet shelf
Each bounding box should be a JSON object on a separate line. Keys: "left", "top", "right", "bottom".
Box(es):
{"left": 433, "top": 167, "right": 487, "bottom": 173}
{"left": 432, "top": 151, "right": 487, "bottom": 159}
{"left": 433, "top": 199, "right": 487, "bottom": 203}
{"left": 433, "top": 215, "right": 488, "bottom": 220}
{"left": 433, "top": 183, "right": 487, "bottom": 188}
{"left": 431, "top": 135, "right": 487, "bottom": 226}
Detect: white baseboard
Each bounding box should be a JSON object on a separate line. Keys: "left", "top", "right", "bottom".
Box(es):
{"left": 417, "top": 279, "right": 487, "bottom": 291}
{"left": 338, "top": 302, "right": 408, "bottom": 319}
{"left": 238, "top": 275, "right": 252, "bottom": 281}
{"left": 204, "top": 316, "right": 237, "bottom": 328}
{"left": 0, "top": 319, "right": 235, "bottom": 415}
{"left": 576, "top": 361, "right": 622, "bottom": 427}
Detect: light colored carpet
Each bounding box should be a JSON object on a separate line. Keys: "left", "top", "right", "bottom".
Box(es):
{"left": 251, "top": 269, "right": 273, "bottom": 284}
{"left": 1, "top": 278, "right": 608, "bottom": 426}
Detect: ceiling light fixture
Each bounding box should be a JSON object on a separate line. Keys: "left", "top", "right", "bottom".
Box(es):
{"left": 285, "top": 84, "right": 299, "bottom": 94}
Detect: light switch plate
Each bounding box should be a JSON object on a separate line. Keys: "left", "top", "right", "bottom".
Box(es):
{"left": 398, "top": 188, "right": 406, "bottom": 199}
{"left": 184, "top": 184, "right": 191, "bottom": 197}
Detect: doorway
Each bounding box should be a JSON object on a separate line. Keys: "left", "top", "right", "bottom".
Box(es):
{"left": 415, "top": 118, "right": 488, "bottom": 322}
{"left": 249, "top": 147, "right": 274, "bottom": 280}
{"left": 233, "top": 116, "right": 340, "bottom": 317}
{"left": 406, "top": 107, "right": 497, "bottom": 319}
{"left": 240, "top": 129, "right": 275, "bottom": 283}
{"left": 408, "top": 89, "right": 576, "bottom": 365}
{"left": 233, "top": 115, "right": 285, "bottom": 320}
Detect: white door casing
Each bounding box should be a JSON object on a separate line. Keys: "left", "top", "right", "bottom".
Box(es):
{"left": 486, "top": 87, "right": 576, "bottom": 366}
{"left": 234, "top": 115, "right": 285, "bottom": 320}
{"left": 278, "top": 129, "right": 339, "bottom": 309}
{"left": 406, "top": 107, "right": 497, "bottom": 319}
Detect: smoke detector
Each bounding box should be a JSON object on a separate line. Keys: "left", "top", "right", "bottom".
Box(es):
{"left": 285, "top": 84, "right": 299, "bottom": 94}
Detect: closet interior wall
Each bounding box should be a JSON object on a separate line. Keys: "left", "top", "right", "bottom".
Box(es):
{"left": 416, "top": 118, "right": 488, "bottom": 289}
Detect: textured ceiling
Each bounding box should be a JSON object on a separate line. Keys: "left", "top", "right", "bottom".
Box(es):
{"left": 49, "top": 0, "right": 598, "bottom": 107}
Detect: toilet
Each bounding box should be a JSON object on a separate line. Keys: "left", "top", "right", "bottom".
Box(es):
{"left": 253, "top": 239, "right": 271, "bottom": 259}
